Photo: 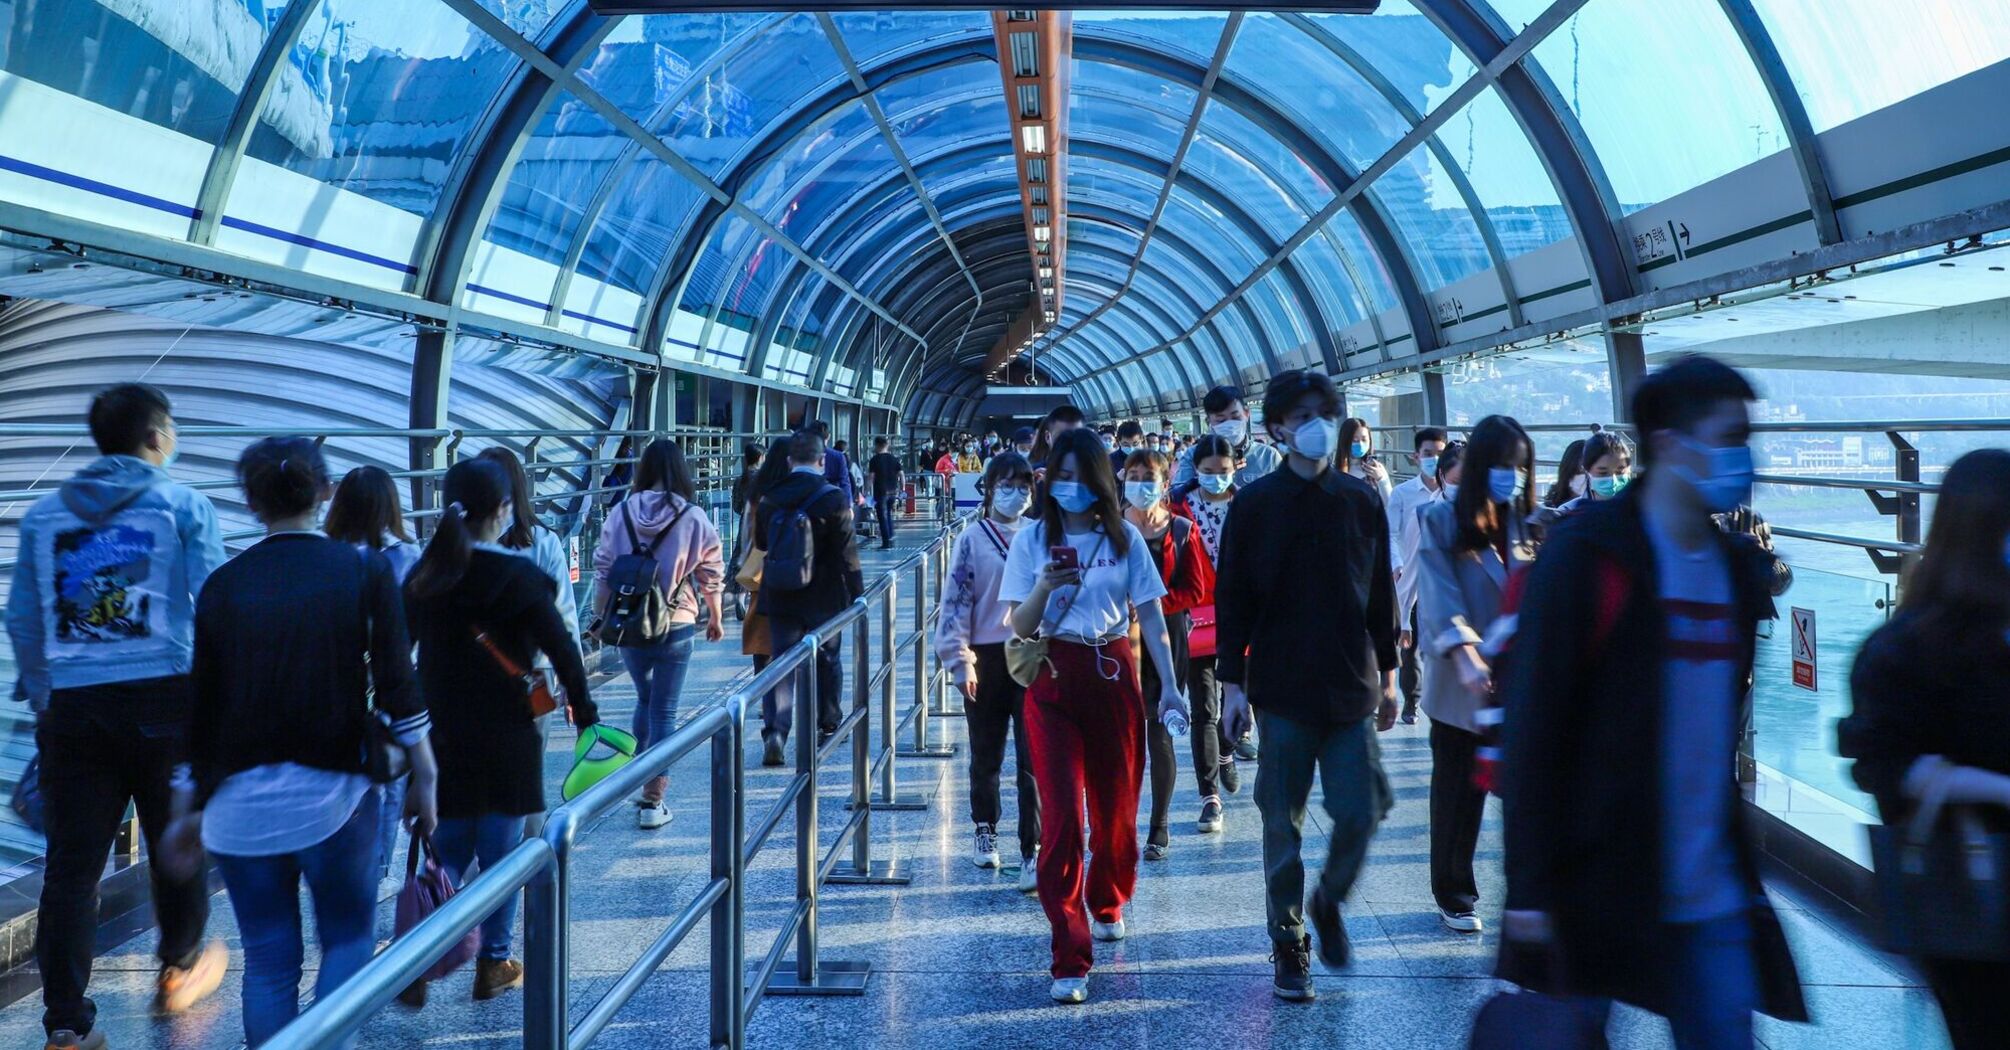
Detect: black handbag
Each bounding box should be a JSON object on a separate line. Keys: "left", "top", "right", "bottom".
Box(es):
{"left": 356, "top": 547, "right": 410, "bottom": 784}
{"left": 1869, "top": 768, "right": 2010, "bottom": 961}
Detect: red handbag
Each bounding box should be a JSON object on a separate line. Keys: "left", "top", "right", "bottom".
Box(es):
{"left": 1188, "top": 604, "right": 1217, "bottom": 659}
{"left": 395, "top": 833, "right": 481, "bottom": 981}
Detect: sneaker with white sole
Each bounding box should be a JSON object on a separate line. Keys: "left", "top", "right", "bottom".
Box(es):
{"left": 1440, "top": 909, "right": 1484, "bottom": 934}
{"left": 972, "top": 823, "right": 1000, "bottom": 869}
{"left": 1050, "top": 976, "right": 1088, "bottom": 1003}
{"left": 44, "top": 1029, "right": 107, "bottom": 1050}
{"left": 157, "top": 940, "right": 227, "bottom": 1014}
{"left": 1197, "top": 796, "right": 1224, "bottom": 834}
{"left": 637, "top": 800, "right": 672, "bottom": 830}
{"left": 1090, "top": 916, "right": 1126, "bottom": 941}
{"left": 1017, "top": 856, "right": 1038, "bottom": 893}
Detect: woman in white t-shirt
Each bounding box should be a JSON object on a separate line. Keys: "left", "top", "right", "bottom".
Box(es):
{"left": 999, "top": 429, "right": 1187, "bottom": 1006}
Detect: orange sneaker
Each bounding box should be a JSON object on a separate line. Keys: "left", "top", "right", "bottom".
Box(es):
{"left": 156, "top": 941, "right": 227, "bottom": 1013}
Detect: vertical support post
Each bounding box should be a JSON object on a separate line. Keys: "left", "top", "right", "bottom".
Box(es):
{"left": 1605, "top": 329, "right": 1647, "bottom": 424}
{"left": 1891, "top": 430, "right": 1921, "bottom": 593}
{"left": 523, "top": 842, "right": 565, "bottom": 1050}
{"left": 1421, "top": 370, "right": 1449, "bottom": 427}
{"left": 900, "top": 551, "right": 955, "bottom": 759}
{"left": 831, "top": 598, "right": 913, "bottom": 880}
{"left": 770, "top": 640, "right": 871, "bottom": 994}
{"left": 709, "top": 712, "right": 743, "bottom": 1050}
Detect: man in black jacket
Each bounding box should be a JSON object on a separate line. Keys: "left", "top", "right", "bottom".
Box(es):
{"left": 755, "top": 430, "right": 865, "bottom": 767}
{"left": 867, "top": 436, "right": 904, "bottom": 551}
{"left": 1497, "top": 355, "right": 1806, "bottom": 1046}
{"left": 1217, "top": 370, "right": 1399, "bottom": 1002}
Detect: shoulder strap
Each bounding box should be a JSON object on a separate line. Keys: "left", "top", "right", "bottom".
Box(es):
{"left": 473, "top": 625, "right": 531, "bottom": 679}
{"left": 978, "top": 520, "right": 1009, "bottom": 557}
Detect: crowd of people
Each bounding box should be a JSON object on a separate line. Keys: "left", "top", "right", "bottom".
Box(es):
{"left": 8, "top": 355, "right": 2009, "bottom": 1049}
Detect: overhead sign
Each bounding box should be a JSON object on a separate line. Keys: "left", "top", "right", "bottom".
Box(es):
{"left": 1790, "top": 607, "right": 1817, "bottom": 691}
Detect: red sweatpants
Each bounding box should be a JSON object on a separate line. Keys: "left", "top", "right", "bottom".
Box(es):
{"left": 1025, "top": 638, "right": 1147, "bottom": 978}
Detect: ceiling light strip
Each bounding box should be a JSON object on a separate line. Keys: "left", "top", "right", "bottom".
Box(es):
{"left": 986, "top": 7, "right": 1071, "bottom": 378}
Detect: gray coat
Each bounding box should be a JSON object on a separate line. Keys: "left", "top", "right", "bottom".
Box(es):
{"left": 1415, "top": 500, "right": 1537, "bottom": 733}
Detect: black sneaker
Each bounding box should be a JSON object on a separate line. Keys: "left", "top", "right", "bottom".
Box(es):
{"left": 1220, "top": 757, "right": 1240, "bottom": 794}
{"left": 1307, "top": 887, "right": 1349, "bottom": 968}
{"left": 1270, "top": 934, "right": 1316, "bottom": 1001}
{"left": 1234, "top": 733, "right": 1259, "bottom": 762}
{"left": 761, "top": 735, "right": 785, "bottom": 768}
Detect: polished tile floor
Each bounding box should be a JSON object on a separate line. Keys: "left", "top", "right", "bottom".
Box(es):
{"left": 0, "top": 526, "right": 1957, "bottom": 1049}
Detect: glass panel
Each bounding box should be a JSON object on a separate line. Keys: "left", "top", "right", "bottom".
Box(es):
{"left": 1200, "top": 97, "right": 1338, "bottom": 206}
{"left": 1366, "top": 141, "right": 1493, "bottom": 289}
{"left": 1072, "top": 88, "right": 1194, "bottom": 165}
{"left": 241, "top": 0, "right": 515, "bottom": 217}
{"left": 471, "top": 0, "right": 564, "bottom": 42}
{"left": 1212, "top": 303, "right": 1267, "bottom": 371}
{"left": 1437, "top": 345, "right": 1614, "bottom": 439}
{"left": 1186, "top": 118, "right": 1321, "bottom": 242}
{"left": 1287, "top": 228, "right": 1369, "bottom": 328}
{"left": 1751, "top": 0, "right": 2010, "bottom": 133}
{"left": 1141, "top": 236, "right": 1231, "bottom": 306}
{"left": 1161, "top": 188, "right": 1266, "bottom": 285}
{"left": 1248, "top": 271, "right": 1312, "bottom": 361}
{"left": 739, "top": 99, "right": 878, "bottom": 221}
{"left": 579, "top": 14, "right": 776, "bottom": 129}
{"left": 1326, "top": 209, "right": 1400, "bottom": 315}
{"left": 0, "top": 0, "right": 276, "bottom": 143}
{"left": 1439, "top": 86, "right": 1573, "bottom": 259}
{"left": 1751, "top": 565, "right": 1888, "bottom": 818}
{"left": 777, "top": 131, "right": 900, "bottom": 244}
{"left": 1529, "top": 0, "right": 1784, "bottom": 211}
{"left": 650, "top": 13, "right": 844, "bottom": 179}
{"left": 486, "top": 92, "right": 626, "bottom": 266}
{"left": 1300, "top": 2, "right": 1468, "bottom": 117}
{"left": 829, "top": 10, "right": 992, "bottom": 67}
{"left": 1072, "top": 10, "right": 1229, "bottom": 66}
{"left": 879, "top": 66, "right": 1006, "bottom": 162}
{"left": 1228, "top": 13, "right": 1415, "bottom": 171}
{"left": 576, "top": 154, "right": 709, "bottom": 293}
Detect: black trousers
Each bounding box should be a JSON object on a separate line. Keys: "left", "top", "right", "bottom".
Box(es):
{"left": 874, "top": 494, "right": 898, "bottom": 545}
{"left": 1429, "top": 721, "right": 1487, "bottom": 914}
{"left": 765, "top": 617, "right": 843, "bottom": 743}
{"left": 37, "top": 677, "right": 210, "bottom": 1037}
{"left": 966, "top": 644, "right": 1039, "bottom": 859}
{"left": 1398, "top": 607, "right": 1421, "bottom": 719}
{"left": 1141, "top": 613, "right": 1190, "bottom": 837}
{"left": 1187, "top": 655, "right": 1223, "bottom": 798}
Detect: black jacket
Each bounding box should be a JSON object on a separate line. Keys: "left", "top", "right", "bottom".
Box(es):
{"left": 406, "top": 548, "right": 596, "bottom": 818}
{"left": 755, "top": 471, "right": 865, "bottom": 626}
{"left": 1214, "top": 463, "right": 1398, "bottom": 726}
{"left": 190, "top": 533, "right": 423, "bottom": 805}
{"left": 1496, "top": 486, "right": 1806, "bottom": 1021}
{"left": 1841, "top": 610, "right": 2010, "bottom": 824}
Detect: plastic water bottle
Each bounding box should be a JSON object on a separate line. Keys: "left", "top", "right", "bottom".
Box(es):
{"left": 1161, "top": 708, "right": 1189, "bottom": 737}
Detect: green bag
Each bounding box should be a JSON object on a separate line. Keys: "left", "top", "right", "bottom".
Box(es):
{"left": 562, "top": 724, "right": 640, "bottom": 802}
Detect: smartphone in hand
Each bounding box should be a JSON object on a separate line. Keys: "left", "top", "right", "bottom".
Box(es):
{"left": 1049, "top": 546, "right": 1079, "bottom": 571}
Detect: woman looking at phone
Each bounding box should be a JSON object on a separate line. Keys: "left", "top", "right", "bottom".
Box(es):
{"left": 999, "top": 429, "right": 1189, "bottom": 1006}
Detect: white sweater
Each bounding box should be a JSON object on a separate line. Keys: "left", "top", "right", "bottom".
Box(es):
{"left": 934, "top": 516, "right": 1029, "bottom": 686}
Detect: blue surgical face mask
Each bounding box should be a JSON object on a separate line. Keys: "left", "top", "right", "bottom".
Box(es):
{"left": 991, "top": 486, "right": 1031, "bottom": 519}
{"left": 1488, "top": 466, "right": 1525, "bottom": 504}
{"left": 1124, "top": 481, "right": 1164, "bottom": 510}
{"left": 1197, "top": 472, "right": 1234, "bottom": 496}
{"left": 1284, "top": 417, "right": 1338, "bottom": 461}
{"left": 1349, "top": 440, "right": 1370, "bottom": 460}
{"left": 1212, "top": 418, "right": 1249, "bottom": 446}
{"left": 1418, "top": 456, "right": 1440, "bottom": 478}
{"left": 1049, "top": 480, "right": 1097, "bottom": 513}
{"left": 1672, "top": 434, "right": 1755, "bottom": 514}
{"left": 1588, "top": 473, "right": 1627, "bottom": 499}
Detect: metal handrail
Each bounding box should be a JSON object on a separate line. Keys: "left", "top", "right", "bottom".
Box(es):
{"left": 264, "top": 514, "right": 969, "bottom": 1050}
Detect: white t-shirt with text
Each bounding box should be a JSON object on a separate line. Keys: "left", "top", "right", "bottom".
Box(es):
{"left": 998, "top": 519, "right": 1168, "bottom": 642}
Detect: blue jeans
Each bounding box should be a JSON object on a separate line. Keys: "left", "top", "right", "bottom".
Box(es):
{"left": 374, "top": 775, "right": 407, "bottom": 883}
{"left": 621, "top": 625, "right": 698, "bottom": 755}
{"left": 1583, "top": 912, "right": 1759, "bottom": 1050}
{"left": 214, "top": 793, "right": 380, "bottom": 1048}
{"left": 875, "top": 494, "right": 898, "bottom": 544}
{"left": 433, "top": 813, "right": 528, "bottom": 960}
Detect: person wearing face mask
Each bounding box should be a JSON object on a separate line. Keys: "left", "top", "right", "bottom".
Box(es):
{"left": 1000, "top": 430, "right": 1188, "bottom": 1004}
{"left": 1169, "top": 435, "right": 1239, "bottom": 796}
{"left": 1173, "top": 385, "right": 1283, "bottom": 491}
{"left": 938, "top": 453, "right": 1043, "bottom": 891}
{"left": 1553, "top": 431, "right": 1634, "bottom": 517}
{"left": 1385, "top": 428, "right": 1451, "bottom": 726}
{"left": 1415, "top": 415, "right": 1539, "bottom": 936}
{"left": 1012, "top": 426, "right": 1037, "bottom": 459}
{"left": 1544, "top": 439, "right": 1590, "bottom": 510}
{"left": 9, "top": 384, "right": 229, "bottom": 1050}
{"left": 956, "top": 440, "right": 983, "bottom": 474}
{"left": 1111, "top": 420, "right": 1146, "bottom": 474}
{"left": 1339, "top": 418, "right": 1392, "bottom": 500}
{"left": 1122, "top": 451, "right": 1217, "bottom": 856}
{"left": 1839, "top": 449, "right": 2010, "bottom": 1049}
{"left": 1495, "top": 355, "right": 1806, "bottom": 1047}
{"left": 403, "top": 458, "right": 598, "bottom": 1005}
{"left": 1215, "top": 370, "right": 1400, "bottom": 1002}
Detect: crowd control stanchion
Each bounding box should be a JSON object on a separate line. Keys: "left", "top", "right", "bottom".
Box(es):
{"left": 899, "top": 552, "right": 956, "bottom": 760}
{"left": 768, "top": 634, "right": 871, "bottom": 996}
{"left": 870, "top": 572, "right": 930, "bottom": 810}
{"left": 829, "top": 594, "right": 911, "bottom": 885}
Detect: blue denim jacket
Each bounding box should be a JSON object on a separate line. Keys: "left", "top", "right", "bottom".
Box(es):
{"left": 6, "top": 455, "right": 224, "bottom": 704}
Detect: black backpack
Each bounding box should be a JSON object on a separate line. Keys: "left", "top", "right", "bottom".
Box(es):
{"left": 600, "top": 501, "right": 689, "bottom": 647}
{"left": 763, "top": 484, "right": 836, "bottom": 593}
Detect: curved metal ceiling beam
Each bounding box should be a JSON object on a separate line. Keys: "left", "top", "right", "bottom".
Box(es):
{"left": 187, "top": 0, "right": 321, "bottom": 246}
{"left": 1713, "top": 0, "right": 1841, "bottom": 246}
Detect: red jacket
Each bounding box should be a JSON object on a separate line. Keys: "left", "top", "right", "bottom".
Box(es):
{"left": 1143, "top": 515, "right": 1214, "bottom": 617}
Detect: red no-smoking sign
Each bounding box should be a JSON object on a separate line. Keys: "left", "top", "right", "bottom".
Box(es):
{"left": 1790, "top": 607, "right": 1817, "bottom": 691}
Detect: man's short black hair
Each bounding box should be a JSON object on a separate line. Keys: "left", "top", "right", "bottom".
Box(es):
{"left": 1201, "top": 385, "right": 1244, "bottom": 417}
{"left": 1012, "top": 426, "right": 1035, "bottom": 444}
{"left": 874, "top": 436, "right": 890, "bottom": 450}
{"left": 788, "top": 429, "right": 825, "bottom": 466}
{"left": 1116, "top": 420, "right": 1144, "bottom": 441}
{"left": 809, "top": 419, "right": 831, "bottom": 439}
{"left": 1415, "top": 426, "right": 1449, "bottom": 451}
{"left": 88, "top": 383, "right": 173, "bottom": 456}
{"left": 1261, "top": 370, "right": 1339, "bottom": 430}
{"left": 1631, "top": 354, "right": 1757, "bottom": 464}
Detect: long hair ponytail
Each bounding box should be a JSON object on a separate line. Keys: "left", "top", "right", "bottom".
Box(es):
{"left": 408, "top": 458, "right": 509, "bottom": 600}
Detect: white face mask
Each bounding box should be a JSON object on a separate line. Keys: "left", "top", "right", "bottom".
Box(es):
{"left": 1197, "top": 472, "right": 1234, "bottom": 496}
{"left": 1212, "top": 418, "right": 1249, "bottom": 446}
{"left": 1124, "top": 481, "right": 1165, "bottom": 510}
{"left": 991, "top": 485, "right": 1031, "bottom": 519}
{"left": 1569, "top": 474, "right": 1588, "bottom": 497}
{"left": 1283, "top": 417, "right": 1338, "bottom": 461}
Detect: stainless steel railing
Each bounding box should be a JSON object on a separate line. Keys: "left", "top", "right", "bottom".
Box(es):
{"left": 263, "top": 513, "right": 969, "bottom": 1050}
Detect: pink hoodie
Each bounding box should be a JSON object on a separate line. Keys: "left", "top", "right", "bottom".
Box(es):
{"left": 592, "top": 491, "right": 725, "bottom": 626}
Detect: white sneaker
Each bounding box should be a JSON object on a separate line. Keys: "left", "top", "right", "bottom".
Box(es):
{"left": 637, "top": 801, "right": 672, "bottom": 830}
{"left": 1440, "top": 909, "right": 1484, "bottom": 934}
{"left": 1017, "top": 856, "right": 1038, "bottom": 893}
{"left": 1090, "top": 917, "right": 1126, "bottom": 942}
{"left": 1197, "top": 796, "right": 1224, "bottom": 834}
{"left": 972, "top": 823, "right": 1001, "bottom": 869}
{"left": 1050, "top": 977, "right": 1089, "bottom": 1003}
